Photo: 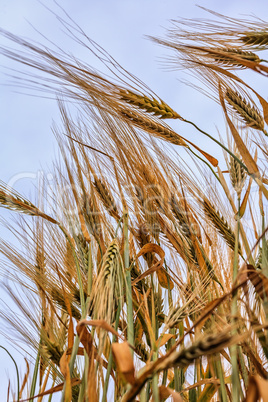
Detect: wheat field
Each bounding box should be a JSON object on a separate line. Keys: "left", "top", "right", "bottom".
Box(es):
{"left": 0, "top": 5, "right": 268, "bottom": 402}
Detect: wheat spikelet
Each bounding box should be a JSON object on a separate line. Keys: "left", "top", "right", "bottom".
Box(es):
{"left": 42, "top": 339, "right": 64, "bottom": 367}
{"left": 102, "top": 239, "right": 120, "bottom": 280}
{"left": 135, "top": 342, "right": 150, "bottom": 362}
{"left": 170, "top": 194, "right": 191, "bottom": 238}
{"left": 240, "top": 32, "right": 268, "bottom": 48}
{"left": 92, "top": 239, "right": 124, "bottom": 332}
{"left": 170, "top": 195, "right": 200, "bottom": 265}
{"left": 229, "top": 154, "right": 247, "bottom": 196}
{"left": 121, "top": 109, "right": 188, "bottom": 146}
{"left": 225, "top": 88, "right": 267, "bottom": 135}
{"left": 93, "top": 178, "right": 120, "bottom": 219}
{"left": 82, "top": 195, "right": 100, "bottom": 237}
{"left": 203, "top": 199, "right": 242, "bottom": 254}
{"left": 211, "top": 48, "right": 261, "bottom": 67}
{"left": 76, "top": 233, "right": 90, "bottom": 271}
{"left": 51, "top": 287, "right": 81, "bottom": 320}
{"left": 119, "top": 89, "right": 182, "bottom": 119}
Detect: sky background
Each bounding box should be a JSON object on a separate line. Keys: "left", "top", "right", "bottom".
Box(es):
{"left": 0, "top": 0, "right": 267, "bottom": 400}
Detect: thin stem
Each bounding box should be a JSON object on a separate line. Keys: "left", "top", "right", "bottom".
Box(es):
{"left": 184, "top": 119, "right": 249, "bottom": 173}
{"left": 124, "top": 210, "right": 134, "bottom": 350}
{"left": 231, "top": 196, "right": 241, "bottom": 402}
{"left": 102, "top": 301, "right": 121, "bottom": 402}
{"left": 59, "top": 225, "right": 86, "bottom": 316}
{"left": 0, "top": 346, "right": 20, "bottom": 402}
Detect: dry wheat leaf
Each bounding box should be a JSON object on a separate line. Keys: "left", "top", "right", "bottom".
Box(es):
{"left": 19, "top": 378, "right": 81, "bottom": 401}
{"left": 247, "top": 265, "right": 268, "bottom": 301}
{"left": 136, "top": 243, "right": 165, "bottom": 259}
{"left": 19, "top": 359, "right": 30, "bottom": 399}
{"left": 75, "top": 325, "right": 116, "bottom": 378}
{"left": 196, "top": 383, "right": 219, "bottom": 402}
{"left": 59, "top": 351, "right": 72, "bottom": 402}
{"left": 112, "top": 342, "right": 136, "bottom": 385}
{"left": 245, "top": 375, "right": 268, "bottom": 402}
{"left": 183, "top": 137, "right": 218, "bottom": 167}
{"left": 156, "top": 334, "right": 176, "bottom": 348}
{"left": 76, "top": 323, "right": 93, "bottom": 356}
{"left": 77, "top": 319, "right": 126, "bottom": 342}
{"left": 59, "top": 351, "right": 68, "bottom": 379}
{"left": 236, "top": 177, "right": 252, "bottom": 219}
{"left": 158, "top": 385, "right": 183, "bottom": 401}
{"left": 132, "top": 243, "right": 165, "bottom": 285}
{"left": 134, "top": 316, "right": 144, "bottom": 344}
{"left": 157, "top": 267, "right": 174, "bottom": 290}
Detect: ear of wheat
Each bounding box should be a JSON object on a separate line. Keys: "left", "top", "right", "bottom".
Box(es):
{"left": 210, "top": 48, "right": 261, "bottom": 67}
{"left": 203, "top": 199, "right": 242, "bottom": 254}
{"left": 157, "top": 329, "right": 234, "bottom": 371}
{"left": 225, "top": 88, "right": 267, "bottom": 135}
{"left": 240, "top": 32, "right": 268, "bottom": 48}
{"left": 229, "top": 154, "right": 247, "bottom": 196}
{"left": 0, "top": 184, "right": 58, "bottom": 224}
{"left": 119, "top": 89, "right": 182, "bottom": 119}
{"left": 121, "top": 109, "right": 188, "bottom": 146}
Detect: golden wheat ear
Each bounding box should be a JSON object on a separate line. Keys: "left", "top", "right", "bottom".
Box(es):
{"left": 240, "top": 32, "right": 268, "bottom": 48}
{"left": 119, "top": 89, "right": 182, "bottom": 119}
{"left": 209, "top": 47, "right": 261, "bottom": 68}
{"left": 0, "top": 182, "right": 58, "bottom": 224}
{"left": 225, "top": 88, "right": 268, "bottom": 135}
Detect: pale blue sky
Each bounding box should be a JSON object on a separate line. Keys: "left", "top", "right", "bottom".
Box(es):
{"left": 0, "top": 0, "right": 267, "bottom": 399}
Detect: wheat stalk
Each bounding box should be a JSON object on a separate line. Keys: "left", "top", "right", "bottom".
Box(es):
{"left": 119, "top": 89, "right": 182, "bottom": 119}
{"left": 225, "top": 88, "right": 267, "bottom": 135}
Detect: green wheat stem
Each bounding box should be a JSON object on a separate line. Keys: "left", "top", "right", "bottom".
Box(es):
{"left": 59, "top": 224, "right": 86, "bottom": 316}
{"left": 152, "top": 357, "right": 160, "bottom": 402}
{"left": 115, "top": 215, "right": 124, "bottom": 238}
{"left": 261, "top": 214, "right": 268, "bottom": 277}
{"left": 151, "top": 283, "right": 160, "bottom": 402}
{"left": 0, "top": 346, "right": 20, "bottom": 402}
{"left": 184, "top": 119, "right": 249, "bottom": 173}
{"left": 215, "top": 357, "right": 228, "bottom": 402}
{"left": 231, "top": 196, "right": 241, "bottom": 402}
{"left": 124, "top": 210, "right": 134, "bottom": 351}
{"left": 87, "top": 240, "right": 93, "bottom": 295}
{"left": 102, "top": 300, "right": 121, "bottom": 402}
